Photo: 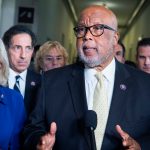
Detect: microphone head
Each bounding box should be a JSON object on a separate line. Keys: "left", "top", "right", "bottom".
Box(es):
{"left": 84, "top": 110, "right": 97, "bottom": 130}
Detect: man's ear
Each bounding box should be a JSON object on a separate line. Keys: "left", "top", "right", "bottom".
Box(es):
{"left": 114, "top": 31, "right": 120, "bottom": 45}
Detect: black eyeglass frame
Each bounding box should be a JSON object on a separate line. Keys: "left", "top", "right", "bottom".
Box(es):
{"left": 73, "top": 24, "right": 116, "bottom": 38}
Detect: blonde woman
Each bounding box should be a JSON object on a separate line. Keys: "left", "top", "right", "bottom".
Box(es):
{"left": 0, "top": 39, "right": 26, "bottom": 150}
{"left": 34, "top": 41, "right": 68, "bottom": 73}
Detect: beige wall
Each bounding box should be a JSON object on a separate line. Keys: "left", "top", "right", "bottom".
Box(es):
{"left": 123, "top": 4, "right": 150, "bottom": 62}
{"left": 37, "top": 0, "right": 76, "bottom": 63}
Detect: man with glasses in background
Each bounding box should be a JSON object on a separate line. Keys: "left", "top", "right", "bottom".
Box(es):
{"left": 23, "top": 5, "right": 150, "bottom": 150}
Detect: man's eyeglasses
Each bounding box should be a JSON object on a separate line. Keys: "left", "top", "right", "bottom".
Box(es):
{"left": 73, "top": 24, "right": 116, "bottom": 38}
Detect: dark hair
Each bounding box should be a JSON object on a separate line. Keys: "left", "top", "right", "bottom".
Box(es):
{"left": 136, "top": 37, "right": 150, "bottom": 52}
{"left": 118, "top": 40, "right": 126, "bottom": 57}
{"left": 2, "top": 24, "right": 37, "bottom": 50}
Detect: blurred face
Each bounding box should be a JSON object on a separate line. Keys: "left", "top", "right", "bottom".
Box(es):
{"left": 115, "top": 44, "right": 125, "bottom": 63}
{"left": 76, "top": 6, "right": 118, "bottom": 70}
{"left": 8, "top": 33, "right": 33, "bottom": 73}
{"left": 137, "top": 46, "right": 150, "bottom": 74}
{"left": 42, "top": 48, "right": 65, "bottom": 71}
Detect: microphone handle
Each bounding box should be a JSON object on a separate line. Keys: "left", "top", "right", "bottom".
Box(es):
{"left": 90, "top": 127, "right": 97, "bottom": 150}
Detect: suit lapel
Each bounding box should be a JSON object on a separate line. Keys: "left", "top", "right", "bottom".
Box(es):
{"left": 102, "top": 61, "right": 135, "bottom": 148}
{"left": 69, "top": 66, "right": 87, "bottom": 118}
{"left": 102, "top": 61, "right": 134, "bottom": 146}
{"left": 68, "top": 64, "right": 91, "bottom": 149}
{"left": 24, "top": 70, "right": 37, "bottom": 99}
{"left": 109, "top": 62, "right": 130, "bottom": 120}
{"left": 24, "top": 70, "right": 39, "bottom": 109}
{"left": 24, "top": 70, "right": 31, "bottom": 100}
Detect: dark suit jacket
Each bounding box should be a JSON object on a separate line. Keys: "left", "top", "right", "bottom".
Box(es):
{"left": 23, "top": 61, "right": 150, "bottom": 150}
{"left": 24, "top": 69, "right": 41, "bottom": 116}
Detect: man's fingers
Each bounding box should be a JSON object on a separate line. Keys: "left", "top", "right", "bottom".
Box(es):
{"left": 116, "top": 125, "right": 141, "bottom": 150}
{"left": 116, "top": 124, "right": 129, "bottom": 140}
{"left": 37, "top": 122, "right": 57, "bottom": 150}
{"left": 116, "top": 125, "right": 131, "bottom": 147}
{"left": 50, "top": 122, "right": 57, "bottom": 135}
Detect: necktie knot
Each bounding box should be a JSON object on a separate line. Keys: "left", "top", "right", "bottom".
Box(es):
{"left": 95, "top": 72, "right": 102, "bottom": 79}
{"left": 95, "top": 72, "right": 103, "bottom": 87}
{"left": 14, "top": 75, "right": 21, "bottom": 93}
{"left": 15, "top": 75, "right": 20, "bottom": 82}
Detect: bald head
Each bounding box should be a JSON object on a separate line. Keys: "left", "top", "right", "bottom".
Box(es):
{"left": 75, "top": 5, "right": 119, "bottom": 69}
{"left": 79, "top": 5, "right": 118, "bottom": 31}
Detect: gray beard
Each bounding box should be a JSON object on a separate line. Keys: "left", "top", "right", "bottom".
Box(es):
{"left": 78, "top": 53, "right": 104, "bottom": 68}
{"left": 78, "top": 47, "right": 114, "bottom": 68}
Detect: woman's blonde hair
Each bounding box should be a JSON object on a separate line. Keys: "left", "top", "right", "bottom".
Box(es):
{"left": 34, "top": 41, "right": 68, "bottom": 73}
{"left": 0, "top": 39, "right": 9, "bottom": 86}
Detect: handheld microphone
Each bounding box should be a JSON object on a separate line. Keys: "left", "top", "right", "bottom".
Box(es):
{"left": 84, "top": 110, "right": 97, "bottom": 150}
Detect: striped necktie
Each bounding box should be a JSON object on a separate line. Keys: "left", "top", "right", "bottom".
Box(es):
{"left": 13, "top": 75, "right": 21, "bottom": 93}
{"left": 93, "top": 72, "right": 109, "bottom": 150}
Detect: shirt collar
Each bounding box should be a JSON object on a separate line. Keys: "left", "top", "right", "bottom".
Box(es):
{"left": 84, "top": 67, "right": 97, "bottom": 81}
{"left": 9, "top": 68, "right": 27, "bottom": 81}
{"left": 102, "top": 58, "right": 115, "bottom": 83}
{"left": 84, "top": 58, "right": 116, "bottom": 83}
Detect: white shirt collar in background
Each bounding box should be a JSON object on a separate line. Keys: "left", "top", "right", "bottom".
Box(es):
{"left": 8, "top": 68, "right": 27, "bottom": 98}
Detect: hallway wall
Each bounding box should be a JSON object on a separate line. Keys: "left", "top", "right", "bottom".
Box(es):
{"left": 0, "top": 0, "right": 77, "bottom": 63}
{"left": 123, "top": 4, "right": 150, "bottom": 62}
{"left": 0, "top": 0, "right": 16, "bottom": 37}
{"left": 37, "top": 0, "right": 77, "bottom": 63}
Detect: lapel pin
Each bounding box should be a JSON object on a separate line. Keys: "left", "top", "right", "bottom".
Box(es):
{"left": 31, "top": 81, "right": 36, "bottom": 86}
{"left": 120, "top": 84, "right": 126, "bottom": 90}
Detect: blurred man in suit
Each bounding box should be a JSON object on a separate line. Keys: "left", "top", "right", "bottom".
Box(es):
{"left": 136, "top": 37, "right": 150, "bottom": 74}
{"left": 114, "top": 40, "right": 125, "bottom": 63}
{"left": 23, "top": 5, "right": 150, "bottom": 150}
{"left": 2, "top": 25, "right": 41, "bottom": 116}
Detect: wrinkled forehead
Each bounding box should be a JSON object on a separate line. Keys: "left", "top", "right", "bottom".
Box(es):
{"left": 78, "top": 6, "right": 117, "bottom": 29}
{"left": 79, "top": 11, "right": 104, "bottom": 23}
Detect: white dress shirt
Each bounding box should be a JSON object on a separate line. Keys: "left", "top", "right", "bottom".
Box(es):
{"left": 84, "top": 58, "right": 116, "bottom": 110}
{"left": 8, "top": 68, "right": 27, "bottom": 98}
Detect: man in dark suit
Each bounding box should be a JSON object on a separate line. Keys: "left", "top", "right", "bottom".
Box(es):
{"left": 136, "top": 37, "right": 150, "bottom": 74}
{"left": 23, "top": 5, "right": 150, "bottom": 150}
{"left": 2, "top": 25, "right": 41, "bottom": 116}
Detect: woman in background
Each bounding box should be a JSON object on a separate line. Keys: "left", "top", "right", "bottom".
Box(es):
{"left": 0, "top": 39, "right": 26, "bottom": 150}
{"left": 34, "top": 41, "right": 68, "bottom": 73}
